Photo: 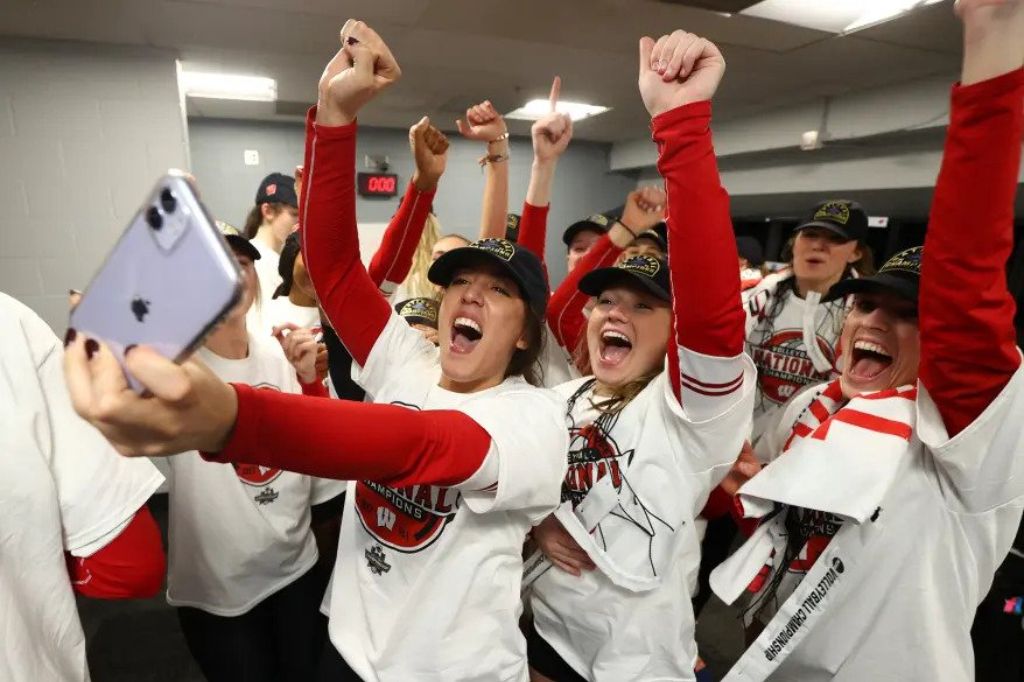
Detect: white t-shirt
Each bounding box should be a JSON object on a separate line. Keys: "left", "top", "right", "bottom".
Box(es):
{"left": 743, "top": 275, "right": 845, "bottom": 443}
{"left": 247, "top": 235, "right": 320, "bottom": 335}
{"left": 539, "top": 326, "right": 580, "bottom": 388}
{"left": 716, "top": 362, "right": 1024, "bottom": 681}
{"left": 530, "top": 348, "right": 756, "bottom": 682}
{"left": 327, "top": 312, "right": 568, "bottom": 682}
{"left": 0, "top": 292, "right": 163, "bottom": 682}
{"left": 164, "top": 333, "right": 345, "bottom": 616}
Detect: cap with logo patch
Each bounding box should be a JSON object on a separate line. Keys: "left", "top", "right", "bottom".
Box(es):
{"left": 427, "top": 238, "right": 550, "bottom": 318}
{"left": 579, "top": 253, "right": 671, "bottom": 302}
{"left": 217, "top": 220, "right": 261, "bottom": 262}
{"left": 562, "top": 212, "right": 614, "bottom": 247}
{"left": 395, "top": 297, "right": 440, "bottom": 329}
{"left": 796, "top": 200, "right": 868, "bottom": 243}
{"left": 824, "top": 246, "right": 921, "bottom": 303}
{"left": 255, "top": 172, "right": 298, "bottom": 208}
{"left": 634, "top": 222, "right": 668, "bottom": 252}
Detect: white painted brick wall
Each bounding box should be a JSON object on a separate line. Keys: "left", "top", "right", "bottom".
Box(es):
{"left": 0, "top": 39, "right": 189, "bottom": 332}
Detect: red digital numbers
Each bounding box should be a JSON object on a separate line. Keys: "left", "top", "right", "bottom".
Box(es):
{"left": 358, "top": 173, "right": 398, "bottom": 197}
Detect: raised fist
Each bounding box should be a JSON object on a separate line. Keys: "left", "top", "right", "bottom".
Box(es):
{"left": 316, "top": 19, "right": 402, "bottom": 126}
{"left": 621, "top": 186, "right": 667, "bottom": 233}
{"left": 532, "top": 76, "right": 573, "bottom": 164}
{"left": 409, "top": 116, "right": 449, "bottom": 191}
{"left": 456, "top": 100, "right": 507, "bottom": 143}
{"left": 638, "top": 30, "right": 725, "bottom": 118}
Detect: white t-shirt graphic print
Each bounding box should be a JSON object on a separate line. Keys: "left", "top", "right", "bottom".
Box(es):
{"left": 164, "top": 333, "right": 345, "bottom": 616}
{"left": 531, "top": 348, "right": 756, "bottom": 682}
{"left": 0, "top": 293, "right": 163, "bottom": 682}
{"left": 328, "top": 312, "right": 568, "bottom": 682}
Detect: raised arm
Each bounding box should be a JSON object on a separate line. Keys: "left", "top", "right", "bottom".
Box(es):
{"left": 456, "top": 100, "right": 510, "bottom": 239}
{"left": 301, "top": 21, "right": 400, "bottom": 365}
{"left": 919, "top": 0, "right": 1024, "bottom": 436}
{"left": 518, "top": 77, "right": 573, "bottom": 261}
{"left": 546, "top": 187, "right": 666, "bottom": 352}
{"left": 641, "top": 31, "right": 746, "bottom": 408}
{"left": 369, "top": 117, "right": 447, "bottom": 295}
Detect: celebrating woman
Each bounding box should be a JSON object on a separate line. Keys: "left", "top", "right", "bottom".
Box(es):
{"left": 712, "top": 1, "right": 1024, "bottom": 679}
{"left": 64, "top": 19, "right": 567, "bottom": 682}
{"left": 527, "top": 30, "right": 756, "bottom": 682}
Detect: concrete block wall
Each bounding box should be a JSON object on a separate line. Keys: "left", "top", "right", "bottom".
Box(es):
{"left": 0, "top": 38, "right": 189, "bottom": 332}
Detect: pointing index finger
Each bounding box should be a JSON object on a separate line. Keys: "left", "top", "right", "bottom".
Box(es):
{"left": 548, "top": 76, "right": 561, "bottom": 113}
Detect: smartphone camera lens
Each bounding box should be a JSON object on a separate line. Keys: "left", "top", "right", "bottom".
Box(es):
{"left": 146, "top": 206, "right": 163, "bottom": 230}
{"left": 160, "top": 188, "right": 177, "bottom": 213}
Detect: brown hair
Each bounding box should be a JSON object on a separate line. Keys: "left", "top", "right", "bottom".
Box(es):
{"left": 506, "top": 307, "right": 546, "bottom": 387}
{"left": 243, "top": 202, "right": 286, "bottom": 240}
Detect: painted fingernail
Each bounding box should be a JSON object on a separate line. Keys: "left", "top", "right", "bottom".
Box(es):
{"left": 346, "top": 36, "right": 360, "bottom": 45}
{"left": 85, "top": 338, "right": 99, "bottom": 361}
{"left": 69, "top": 288, "right": 82, "bottom": 296}
{"left": 124, "top": 344, "right": 137, "bottom": 356}
{"left": 64, "top": 328, "right": 77, "bottom": 347}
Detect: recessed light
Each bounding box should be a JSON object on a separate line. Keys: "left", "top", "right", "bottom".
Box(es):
{"left": 179, "top": 70, "right": 277, "bottom": 102}
{"left": 505, "top": 99, "right": 610, "bottom": 122}
{"left": 741, "top": 0, "right": 940, "bottom": 34}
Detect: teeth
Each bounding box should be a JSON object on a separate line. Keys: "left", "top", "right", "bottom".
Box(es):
{"left": 854, "top": 340, "right": 890, "bottom": 357}
{"left": 454, "top": 317, "right": 481, "bottom": 334}
{"left": 602, "top": 330, "right": 630, "bottom": 343}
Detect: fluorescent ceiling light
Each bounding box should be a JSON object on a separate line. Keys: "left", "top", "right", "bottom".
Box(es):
{"left": 180, "top": 70, "right": 277, "bottom": 102}
{"left": 506, "top": 99, "right": 610, "bottom": 122}
{"left": 742, "top": 0, "right": 943, "bottom": 34}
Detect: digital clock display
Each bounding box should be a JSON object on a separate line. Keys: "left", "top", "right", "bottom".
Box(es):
{"left": 357, "top": 172, "right": 399, "bottom": 197}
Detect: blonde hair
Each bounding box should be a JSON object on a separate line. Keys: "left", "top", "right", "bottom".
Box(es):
{"left": 400, "top": 213, "right": 442, "bottom": 300}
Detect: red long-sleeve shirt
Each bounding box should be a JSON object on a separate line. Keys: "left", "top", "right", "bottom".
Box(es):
{"left": 67, "top": 506, "right": 165, "bottom": 599}
{"left": 517, "top": 201, "right": 550, "bottom": 261}
{"left": 547, "top": 233, "right": 622, "bottom": 355}
{"left": 919, "top": 68, "right": 1023, "bottom": 437}
{"left": 654, "top": 101, "right": 746, "bottom": 403}
{"left": 368, "top": 181, "right": 436, "bottom": 295}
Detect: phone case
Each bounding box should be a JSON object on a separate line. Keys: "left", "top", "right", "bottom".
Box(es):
{"left": 70, "top": 172, "right": 242, "bottom": 392}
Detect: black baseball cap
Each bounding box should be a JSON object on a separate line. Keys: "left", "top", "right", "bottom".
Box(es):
{"left": 579, "top": 253, "right": 671, "bottom": 302}
{"left": 256, "top": 172, "right": 298, "bottom": 208}
{"left": 428, "top": 237, "right": 550, "bottom": 318}
{"left": 395, "top": 297, "right": 440, "bottom": 329}
{"left": 217, "top": 221, "right": 261, "bottom": 261}
{"left": 563, "top": 212, "right": 614, "bottom": 247}
{"left": 736, "top": 236, "right": 764, "bottom": 266}
{"left": 273, "top": 231, "right": 302, "bottom": 299}
{"left": 824, "top": 246, "right": 921, "bottom": 303}
{"left": 505, "top": 213, "right": 521, "bottom": 243}
{"left": 796, "top": 200, "right": 868, "bottom": 243}
{"left": 634, "top": 222, "right": 668, "bottom": 252}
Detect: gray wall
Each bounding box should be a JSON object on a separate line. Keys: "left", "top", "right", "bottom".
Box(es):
{"left": 0, "top": 39, "right": 190, "bottom": 331}
{"left": 188, "top": 118, "right": 636, "bottom": 285}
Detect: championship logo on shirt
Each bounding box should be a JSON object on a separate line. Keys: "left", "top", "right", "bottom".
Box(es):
{"left": 562, "top": 422, "right": 633, "bottom": 507}
{"left": 353, "top": 402, "right": 460, "bottom": 554}
{"left": 354, "top": 481, "right": 460, "bottom": 553}
{"left": 749, "top": 329, "right": 836, "bottom": 404}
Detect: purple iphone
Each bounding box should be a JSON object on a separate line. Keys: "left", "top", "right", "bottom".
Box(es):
{"left": 70, "top": 171, "right": 242, "bottom": 392}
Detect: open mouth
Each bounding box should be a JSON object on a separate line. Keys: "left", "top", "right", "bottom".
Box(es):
{"left": 599, "top": 329, "right": 633, "bottom": 366}
{"left": 450, "top": 316, "right": 483, "bottom": 354}
{"left": 849, "top": 340, "right": 892, "bottom": 380}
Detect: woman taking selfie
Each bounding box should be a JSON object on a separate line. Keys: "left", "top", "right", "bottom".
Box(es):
{"left": 64, "top": 20, "right": 567, "bottom": 682}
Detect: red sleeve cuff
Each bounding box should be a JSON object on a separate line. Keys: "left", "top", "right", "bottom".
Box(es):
{"left": 953, "top": 67, "right": 1024, "bottom": 104}
{"left": 305, "top": 105, "right": 357, "bottom": 140}
{"left": 651, "top": 100, "right": 712, "bottom": 138}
